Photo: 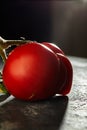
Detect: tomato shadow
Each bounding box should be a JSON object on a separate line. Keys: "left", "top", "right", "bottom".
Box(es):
{"left": 0, "top": 95, "right": 68, "bottom": 130}
{"left": 26, "top": 95, "right": 69, "bottom": 130}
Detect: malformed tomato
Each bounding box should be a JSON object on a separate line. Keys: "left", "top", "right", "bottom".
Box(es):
{"left": 42, "top": 42, "right": 73, "bottom": 95}
{"left": 2, "top": 42, "right": 60, "bottom": 100}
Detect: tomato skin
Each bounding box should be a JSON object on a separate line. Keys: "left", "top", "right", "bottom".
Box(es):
{"left": 42, "top": 42, "right": 64, "bottom": 55}
{"left": 3, "top": 42, "right": 60, "bottom": 100}
{"left": 42, "top": 42, "right": 73, "bottom": 95}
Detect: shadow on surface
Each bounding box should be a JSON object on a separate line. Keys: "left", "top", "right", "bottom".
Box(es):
{"left": 0, "top": 95, "right": 68, "bottom": 130}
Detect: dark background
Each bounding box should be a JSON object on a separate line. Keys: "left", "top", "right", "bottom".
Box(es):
{"left": 1, "top": 0, "right": 87, "bottom": 57}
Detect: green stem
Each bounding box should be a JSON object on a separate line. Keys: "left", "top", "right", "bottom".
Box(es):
{"left": 0, "top": 72, "right": 2, "bottom": 80}
{"left": 0, "top": 36, "right": 32, "bottom": 63}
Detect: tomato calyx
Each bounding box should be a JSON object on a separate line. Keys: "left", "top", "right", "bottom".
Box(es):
{"left": 0, "top": 81, "right": 8, "bottom": 94}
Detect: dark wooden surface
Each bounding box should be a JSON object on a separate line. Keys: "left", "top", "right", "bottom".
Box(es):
{"left": 0, "top": 56, "right": 87, "bottom": 130}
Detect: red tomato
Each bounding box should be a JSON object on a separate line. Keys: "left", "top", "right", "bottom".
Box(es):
{"left": 42, "top": 42, "right": 73, "bottom": 95}
{"left": 2, "top": 42, "right": 60, "bottom": 100}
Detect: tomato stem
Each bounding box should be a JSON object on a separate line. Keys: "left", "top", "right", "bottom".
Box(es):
{"left": 0, "top": 36, "right": 33, "bottom": 63}
{"left": 0, "top": 72, "right": 2, "bottom": 77}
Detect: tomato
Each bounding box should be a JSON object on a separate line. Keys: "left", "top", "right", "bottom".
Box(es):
{"left": 2, "top": 42, "right": 60, "bottom": 100}
{"left": 42, "top": 42, "right": 73, "bottom": 95}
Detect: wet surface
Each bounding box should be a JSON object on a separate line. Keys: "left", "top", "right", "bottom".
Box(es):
{"left": 0, "top": 56, "right": 87, "bottom": 130}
